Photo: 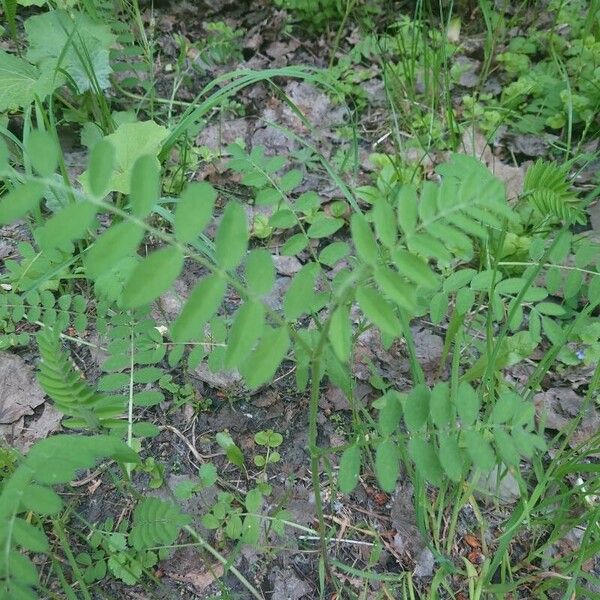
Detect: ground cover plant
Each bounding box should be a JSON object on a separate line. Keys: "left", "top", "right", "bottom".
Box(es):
{"left": 0, "top": 0, "right": 599, "bottom": 598}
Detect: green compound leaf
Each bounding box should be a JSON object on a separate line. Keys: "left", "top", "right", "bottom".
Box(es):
{"left": 37, "top": 201, "right": 97, "bottom": 252}
{"left": 463, "top": 430, "right": 496, "bottom": 472}
{"left": 338, "top": 444, "right": 362, "bottom": 493}
{"left": 284, "top": 262, "right": 320, "bottom": 321}
{"left": 129, "top": 497, "right": 190, "bottom": 551}
{"left": 455, "top": 381, "right": 480, "bottom": 426}
{"left": 403, "top": 384, "right": 430, "bottom": 432}
{"left": 215, "top": 202, "right": 248, "bottom": 270}
{"left": 174, "top": 182, "right": 216, "bottom": 243}
{"left": 437, "top": 433, "right": 464, "bottom": 482}
{"left": 171, "top": 274, "right": 226, "bottom": 342}
{"left": 122, "top": 247, "right": 184, "bottom": 308}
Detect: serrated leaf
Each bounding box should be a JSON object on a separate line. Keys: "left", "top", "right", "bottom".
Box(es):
{"left": 403, "top": 384, "right": 430, "bottom": 431}
{"left": 122, "top": 247, "right": 184, "bottom": 308}
{"left": 463, "top": 430, "right": 495, "bottom": 472}
{"left": 215, "top": 202, "right": 248, "bottom": 270}
{"left": 375, "top": 438, "right": 400, "bottom": 492}
{"left": 408, "top": 437, "right": 443, "bottom": 485}
{"left": 0, "top": 49, "right": 55, "bottom": 111}
{"left": 245, "top": 249, "right": 275, "bottom": 296}
{"left": 338, "top": 445, "right": 361, "bottom": 493}
{"left": 328, "top": 305, "right": 352, "bottom": 363}
{"left": 437, "top": 433, "right": 463, "bottom": 481}
{"left": 350, "top": 213, "right": 378, "bottom": 266}
{"left": 224, "top": 300, "right": 265, "bottom": 369}
{"left": 356, "top": 286, "right": 400, "bottom": 337}
{"left": 240, "top": 326, "right": 290, "bottom": 389}
{"left": 174, "top": 182, "right": 216, "bottom": 243}
{"left": 88, "top": 140, "right": 115, "bottom": 198}
{"left": 130, "top": 154, "right": 160, "bottom": 218}
{"left": 171, "top": 274, "right": 226, "bottom": 342}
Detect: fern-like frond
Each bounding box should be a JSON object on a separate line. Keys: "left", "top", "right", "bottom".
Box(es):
{"left": 523, "top": 160, "right": 585, "bottom": 224}
{"left": 37, "top": 328, "right": 122, "bottom": 429}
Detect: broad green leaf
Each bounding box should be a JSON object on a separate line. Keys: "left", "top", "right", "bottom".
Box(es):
{"left": 338, "top": 445, "right": 361, "bottom": 493}
{"left": 245, "top": 249, "right": 275, "bottom": 296}
{"left": 281, "top": 233, "right": 308, "bottom": 256}
{"left": 356, "top": 286, "right": 400, "bottom": 337}
{"left": 493, "top": 429, "right": 520, "bottom": 466}
{"left": 86, "top": 222, "right": 144, "bottom": 280}
{"left": 171, "top": 274, "right": 226, "bottom": 342}
{"left": 0, "top": 49, "right": 55, "bottom": 111}
{"left": 129, "top": 498, "right": 190, "bottom": 551}
{"left": 241, "top": 326, "right": 290, "bottom": 390}
{"left": 328, "top": 305, "right": 351, "bottom": 363}
{"left": 511, "top": 426, "right": 536, "bottom": 458}
{"left": 375, "top": 438, "right": 400, "bottom": 492}
{"left": 130, "top": 155, "right": 160, "bottom": 218}
{"left": 174, "top": 182, "right": 216, "bottom": 243}
{"left": 0, "top": 181, "right": 44, "bottom": 225}
{"left": 396, "top": 185, "right": 417, "bottom": 236}
{"left": 20, "top": 483, "right": 62, "bottom": 515}
{"left": 215, "top": 202, "right": 248, "bottom": 270}
{"left": 463, "top": 430, "right": 495, "bottom": 472}
{"left": 37, "top": 201, "right": 97, "bottom": 251}
{"left": 437, "top": 433, "right": 463, "bottom": 481}
{"left": 408, "top": 437, "right": 443, "bottom": 485}
{"left": 372, "top": 197, "right": 397, "bottom": 248}
{"left": 374, "top": 266, "right": 417, "bottom": 313}
{"left": 80, "top": 121, "right": 168, "bottom": 195}
{"left": 377, "top": 390, "right": 403, "bottom": 435}
{"left": 224, "top": 301, "right": 265, "bottom": 369}
{"left": 443, "top": 268, "right": 476, "bottom": 292}
{"left": 350, "top": 213, "right": 378, "bottom": 266}
{"left": 455, "top": 381, "right": 479, "bottom": 426}
{"left": 393, "top": 249, "right": 438, "bottom": 289}
{"left": 284, "top": 262, "right": 320, "bottom": 321}
{"left": 430, "top": 382, "right": 451, "bottom": 427}
{"left": 26, "top": 129, "right": 58, "bottom": 177}
{"left": 25, "top": 9, "right": 115, "bottom": 93}
{"left": 88, "top": 140, "right": 115, "bottom": 198}
{"left": 215, "top": 432, "right": 245, "bottom": 467}
{"left": 403, "top": 384, "right": 430, "bottom": 432}
{"left": 122, "top": 247, "right": 184, "bottom": 308}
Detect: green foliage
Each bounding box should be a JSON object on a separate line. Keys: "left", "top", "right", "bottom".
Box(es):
{"left": 0, "top": 435, "right": 137, "bottom": 599}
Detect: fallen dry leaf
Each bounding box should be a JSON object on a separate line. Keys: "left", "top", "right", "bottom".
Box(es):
{"left": 0, "top": 353, "right": 46, "bottom": 424}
